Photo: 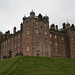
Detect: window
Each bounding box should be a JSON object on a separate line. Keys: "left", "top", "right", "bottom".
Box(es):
{"left": 36, "top": 30, "right": 38, "bottom": 34}
{"left": 27, "top": 46, "right": 29, "bottom": 51}
{"left": 4, "top": 42, "right": 5, "bottom": 46}
{"left": 55, "top": 35, "right": 57, "bottom": 39}
{"left": 50, "top": 41, "right": 52, "bottom": 46}
{"left": 51, "top": 48, "right": 52, "bottom": 53}
{"left": 6, "top": 40, "right": 7, "bottom": 44}
{"left": 27, "top": 30, "right": 29, "bottom": 34}
{"left": 6, "top": 47, "right": 7, "bottom": 51}
{"left": 44, "top": 24, "right": 47, "bottom": 27}
{"left": 45, "top": 38, "right": 47, "bottom": 44}
{"left": 62, "top": 37, "right": 64, "bottom": 40}
{"left": 50, "top": 34, "right": 52, "bottom": 38}
{"left": 45, "top": 46, "right": 48, "bottom": 51}
{"left": 15, "top": 52, "right": 17, "bottom": 56}
{"left": 12, "top": 45, "right": 13, "bottom": 49}
{"left": 41, "top": 26, "right": 42, "bottom": 29}
{"left": 18, "top": 50, "right": 20, "bottom": 54}
{"left": 55, "top": 42, "right": 57, "bottom": 46}
{"left": 45, "top": 31, "right": 47, "bottom": 35}
{"left": 27, "top": 23, "right": 28, "bottom": 26}
{"left": 36, "top": 38, "right": 39, "bottom": 42}
{"left": 56, "top": 49, "right": 58, "bottom": 54}
{"left": 18, "top": 35, "right": 20, "bottom": 39}
{"left": 36, "top": 22, "right": 38, "bottom": 25}
{"left": 36, "top": 45, "right": 39, "bottom": 51}
{"left": 18, "top": 42, "right": 20, "bottom": 47}
{"left": 63, "top": 43, "right": 64, "bottom": 47}
{"left": 15, "top": 36, "right": 17, "bottom": 40}
{"left": 63, "top": 50, "right": 65, "bottom": 54}
{"left": 26, "top": 38, "right": 29, "bottom": 43}
{"left": 72, "top": 38, "right": 73, "bottom": 42}
{"left": 8, "top": 46, "right": 10, "bottom": 51}
{"left": 15, "top": 43, "right": 17, "bottom": 48}
{"left": 72, "top": 44, "right": 74, "bottom": 48}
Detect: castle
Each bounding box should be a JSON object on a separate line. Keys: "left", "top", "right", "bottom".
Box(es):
{"left": 0, "top": 11, "right": 75, "bottom": 60}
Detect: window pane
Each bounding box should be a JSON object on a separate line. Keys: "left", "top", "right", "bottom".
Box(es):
{"left": 55, "top": 35, "right": 57, "bottom": 39}
{"left": 36, "top": 30, "right": 38, "bottom": 34}
{"left": 55, "top": 42, "right": 57, "bottom": 46}
{"left": 36, "top": 38, "right": 39, "bottom": 42}
{"left": 45, "top": 31, "right": 47, "bottom": 35}
{"left": 50, "top": 34, "right": 52, "bottom": 38}
{"left": 45, "top": 46, "right": 48, "bottom": 51}
{"left": 27, "top": 46, "right": 29, "bottom": 51}
{"left": 56, "top": 49, "right": 58, "bottom": 53}
{"left": 36, "top": 45, "right": 39, "bottom": 50}
{"left": 27, "top": 30, "right": 29, "bottom": 34}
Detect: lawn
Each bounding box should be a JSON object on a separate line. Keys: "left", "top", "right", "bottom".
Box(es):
{"left": 0, "top": 56, "right": 75, "bottom": 75}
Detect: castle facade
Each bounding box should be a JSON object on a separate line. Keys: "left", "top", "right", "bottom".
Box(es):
{"left": 0, "top": 11, "right": 75, "bottom": 59}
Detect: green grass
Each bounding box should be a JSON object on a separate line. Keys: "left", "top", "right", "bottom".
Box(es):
{"left": 0, "top": 56, "right": 75, "bottom": 75}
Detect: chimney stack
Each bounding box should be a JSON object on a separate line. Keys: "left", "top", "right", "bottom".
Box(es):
{"left": 20, "top": 23, "right": 23, "bottom": 31}
{"left": 63, "top": 23, "right": 66, "bottom": 29}
{"left": 51, "top": 24, "right": 55, "bottom": 30}
{"left": 13, "top": 27, "right": 16, "bottom": 34}
{"left": 56, "top": 25, "right": 58, "bottom": 31}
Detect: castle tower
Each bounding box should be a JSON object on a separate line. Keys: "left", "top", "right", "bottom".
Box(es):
{"left": 22, "top": 11, "right": 51, "bottom": 57}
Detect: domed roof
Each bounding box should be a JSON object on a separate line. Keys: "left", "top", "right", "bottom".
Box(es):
{"left": 30, "top": 10, "right": 35, "bottom": 14}
{"left": 44, "top": 14, "right": 49, "bottom": 18}
{"left": 44, "top": 15, "right": 49, "bottom": 19}
{"left": 23, "top": 15, "right": 27, "bottom": 19}
{"left": 23, "top": 15, "right": 27, "bottom": 20}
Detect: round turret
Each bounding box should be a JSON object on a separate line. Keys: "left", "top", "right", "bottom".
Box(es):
{"left": 30, "top": 10, "right": 35, "bottom": 18}
{"left": 23, "top": 15, "right": 27, "bottom": 21}
{"left": 30, "top": 10, "right": 35, "bottom": 15}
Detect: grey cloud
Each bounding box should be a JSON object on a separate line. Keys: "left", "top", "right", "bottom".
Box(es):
{"left": 0, "top": 0, "right": 75, "bottom": 33}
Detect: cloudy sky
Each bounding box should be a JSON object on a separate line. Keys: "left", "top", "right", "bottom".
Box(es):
{"left": 0, "top": 0, "right": 75, "bottom": 33}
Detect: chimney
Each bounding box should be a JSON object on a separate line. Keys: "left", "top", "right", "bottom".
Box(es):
{"left": 20, "top": 23, "right": 23, "bottom": 31}
{"left": 13, "top": 27, "right": 16, "bottom": 34}
{"left": 51, "top": 24, "right": 55, "bottom": 30}
{"left": 71, "top": 24, "right": 74, "bottom": 28}
{"left": 56, "top": 25, "right": 58, "bottom": 31}
{"left": 63, "top": 23, "right": 66, "bottom": 29}
{"left": 7, "top": 30, "right": 10, "bottom": 36}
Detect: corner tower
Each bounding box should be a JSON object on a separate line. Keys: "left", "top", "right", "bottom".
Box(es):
{"left": 22, "top": 11, "right": 51, "bottom": 57}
